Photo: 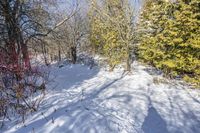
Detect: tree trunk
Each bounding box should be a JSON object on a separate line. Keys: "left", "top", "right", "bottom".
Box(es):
{"left": 71, "top": 46, "right": 77, "bottom": 64}
{"left": 22, "top": 43, "right": 31, "bottom": 69}
{"left": 18, "top": 22, "right": 30, "bottom": 69}
{"left": 3, "top": 0, "right": 31, "bottom": 70}
{"left": 42, "top": 43, "right": 49, "bottom": 66}
{"left": 126, "top": 56, "right": 131, "bottom": 71}
{"left": 58, "top": 46, "right": 61, "bottom": 62}
{"left": 50, "top": 54, "right": 53, "bottom": 62}
{"left": 125, "top": 46, "right": 131, "bottom": 71}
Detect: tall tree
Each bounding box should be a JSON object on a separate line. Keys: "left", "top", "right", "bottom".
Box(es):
{"left": 89, "top": 0, "right": 136, "bottom": 71}
{"left": 0, "top": 0, "right": 52, "bottom": 69}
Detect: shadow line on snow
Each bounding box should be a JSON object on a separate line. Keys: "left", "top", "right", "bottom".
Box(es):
{"left": 7, "top": 71, "right": 127, "bottom": 133}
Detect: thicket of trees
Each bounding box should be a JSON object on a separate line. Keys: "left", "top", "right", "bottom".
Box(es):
{"left": 0, "top": 0, "right": 199, "bottom": 128}
{"left": 138, "top": 0, "right": 200, "bottom": 86}
{"left": 0, "top": 0, "right": 78, "bottom": 126}
{"left": 0, "top": 0, "right": 51, "bottom": 126}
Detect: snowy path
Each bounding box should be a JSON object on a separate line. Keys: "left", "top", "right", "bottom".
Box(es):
{"left": 3, "top": 63, "right": 200, "bottom": 133}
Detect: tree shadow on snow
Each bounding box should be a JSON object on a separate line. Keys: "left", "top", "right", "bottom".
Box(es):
{"left": 49, "top": 64, "right": 100, "bottom": 91}
{"left": 3, "top": 65, "right": 200, "bottom": 133}
{"left": 5, "top": 71, "right": 127, "bottom": 133}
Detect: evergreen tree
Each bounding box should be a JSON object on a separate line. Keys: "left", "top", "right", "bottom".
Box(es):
{"left": 138, "top": 0, "right": 200, "bottom": 86}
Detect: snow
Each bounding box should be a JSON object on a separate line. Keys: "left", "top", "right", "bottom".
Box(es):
{"left": 2, "top": 62, "right": 200, "bottom": 133}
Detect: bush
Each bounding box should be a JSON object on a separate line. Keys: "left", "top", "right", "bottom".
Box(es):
{"left": 0, "top": 63, "right": 47, "bottom": 128}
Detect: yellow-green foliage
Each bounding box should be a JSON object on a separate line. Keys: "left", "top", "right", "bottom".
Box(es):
{"left": 89, "top": 0, "right": 130, "bottom": 70}
{"left": 138, "top": 0, "right": 200, "bottom": 86}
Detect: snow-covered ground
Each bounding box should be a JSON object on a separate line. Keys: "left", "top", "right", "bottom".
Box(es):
{"left": 2, "top": 62, "right": 200, "bottom": 133}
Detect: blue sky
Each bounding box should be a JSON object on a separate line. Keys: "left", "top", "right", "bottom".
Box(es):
{"left": 56, "top": 0, "right": 143, "bottom": 16}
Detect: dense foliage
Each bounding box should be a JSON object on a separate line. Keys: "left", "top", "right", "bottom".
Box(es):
{"left": 89, "top": 0, "right": 134, "bottom": 71}
{"left": 138, "top": 0, "right": 200, "bottom": 86}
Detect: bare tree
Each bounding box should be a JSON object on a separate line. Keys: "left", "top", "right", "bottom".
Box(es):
{"left": 0, "top": 0, "right": 77, "bottom": 126}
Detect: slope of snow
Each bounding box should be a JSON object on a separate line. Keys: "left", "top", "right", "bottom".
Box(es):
{"left": 2, "top": 62, "right": 200, "bottom": 133}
